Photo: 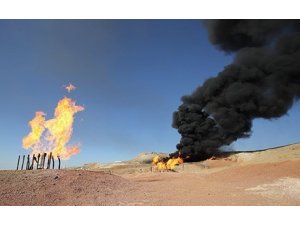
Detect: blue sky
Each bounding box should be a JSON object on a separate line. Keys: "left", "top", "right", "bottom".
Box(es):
{"left": 0, "top": 20, "right": 299, "bottom": 169}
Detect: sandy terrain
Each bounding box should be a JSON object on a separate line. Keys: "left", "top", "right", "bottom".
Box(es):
{"left": 1, "top": 143, "right": 300, "bottom": 205}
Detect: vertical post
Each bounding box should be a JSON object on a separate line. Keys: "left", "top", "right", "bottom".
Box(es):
{"left": 57, "top": 155, "right": 61, "bottom": 170}
{"left": 39, "top": 153, "right": 43, "bottom": 169}
{"left": 36, "top": 153, "right": 41, "bottom": 169}
{"left": 26, "top": 155, "right": 29, "bottom": 170}
{"left": 21, "top": 155, "right": 25, "bottom": 170}
{"left": 52, "top": 154, "right": 55, "bottom": 169}
{"left": 30, "top": 154, "right": 35, "bottom": 170}
{"left": 42, "top": 153, "right": 47, "bottom": 169}
{"left": 16, "top": 155, "right": 20, "bottom": 170}
{"left": 47, "top": 152, "right": 52, "bottom": 169}
{"left": 26, "top": 155, "right": 30, "bottom": 170}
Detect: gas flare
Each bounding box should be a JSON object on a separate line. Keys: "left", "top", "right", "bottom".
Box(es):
{"left": 22, "top": 86, "right": 84, "bottom": 160}
{"left": 22, "top": 111, "right": 46, "bottom": 149}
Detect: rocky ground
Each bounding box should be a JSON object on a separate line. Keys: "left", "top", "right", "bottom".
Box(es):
{"left": 1, "top": 143, "right": 300, "bottom": 205}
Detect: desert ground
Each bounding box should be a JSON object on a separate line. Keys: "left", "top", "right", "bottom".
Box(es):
{"left": 1, "top": 143, "right": 300, "bottom": 205}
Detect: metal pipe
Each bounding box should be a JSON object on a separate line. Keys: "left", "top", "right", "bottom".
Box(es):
{"left": 57, "top": 155, "right": 61, "bottom": 170}
{"left": 52, "top": 154, "right": 55, "bottom": 169}
{"left": 30, "top": 154, "right": 35, "bottom": 170}
{"left": 42, "top": 153, "right": 47, "bottom": 169}
{"left": 26, "top": 155, "right": 30, "bottom": 170}
{"left": 47, "top": 152, "right": 52, "bottom": 169}
{"left": 21, "top": 155, "right": 25, "bottom": 170}
{"left": 39, "top": 153, "right": 43, "bottom": 169}
{"left": 36, "top": 153, "right": 41, "bottom": 169}
{"left": 16, "top": 155, "right": 20, "bottom": 170}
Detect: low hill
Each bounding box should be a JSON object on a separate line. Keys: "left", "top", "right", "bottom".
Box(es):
{"left": 77, "top": 143, "right": 300, "bottom": 174}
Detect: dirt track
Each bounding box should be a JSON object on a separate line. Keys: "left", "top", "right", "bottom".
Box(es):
{"left": 1, "top": 159, "right": 299, "bottom": 205}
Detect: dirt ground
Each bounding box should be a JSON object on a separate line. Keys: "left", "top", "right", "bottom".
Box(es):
{"left": 1, "top": 144, "right": 300, "bottom": 206}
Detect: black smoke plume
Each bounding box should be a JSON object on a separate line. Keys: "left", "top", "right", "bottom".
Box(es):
{"left": 171, "top": 20, "right": 300, "bottom": 161}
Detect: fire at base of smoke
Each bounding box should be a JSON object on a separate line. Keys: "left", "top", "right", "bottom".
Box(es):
{"left": 172, "top": 20, "right": 300, "bottom": 161}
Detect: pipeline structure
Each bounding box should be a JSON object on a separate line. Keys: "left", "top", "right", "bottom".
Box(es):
{"left": 16, "top": 152, "right": 61, "bottom": 170}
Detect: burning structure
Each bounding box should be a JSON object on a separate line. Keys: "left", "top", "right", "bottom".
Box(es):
{"left": 172, "top": 20, "right": 300, "bottom": 161}
{"left": 21, "top": 84, "right": 84, "bottom": 167}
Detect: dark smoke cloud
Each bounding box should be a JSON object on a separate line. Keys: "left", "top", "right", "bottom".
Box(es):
{"left": 172, "top": 20, "right": 300, "bottom": 161}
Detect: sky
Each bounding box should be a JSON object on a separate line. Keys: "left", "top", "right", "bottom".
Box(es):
{"left": 0, "top": 20, "right": 299, "bottom": 169}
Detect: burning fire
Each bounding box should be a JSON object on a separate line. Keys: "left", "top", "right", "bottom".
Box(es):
{"left": 152, "top": 154, "right": 184, "bottom": 171}
{"left": 65, "top": 83, "right": 76, "bottom": 93}
{"left": 22, "top": 84, "right": 84, "bottom": 160}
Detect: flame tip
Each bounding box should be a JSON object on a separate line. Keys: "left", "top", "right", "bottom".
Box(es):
{"left": 65, "top": 83, "right": 76, "bottom": 93}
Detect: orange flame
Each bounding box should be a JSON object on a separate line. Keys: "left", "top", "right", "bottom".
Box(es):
{"left": 22, "top": 111, "right": 46, "bottom": 149}
{"left": 152, "top": 155, "right": 184, "bottom": 171}
{"left": 22, "top": 88, "right": 84, "bottom": 160}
